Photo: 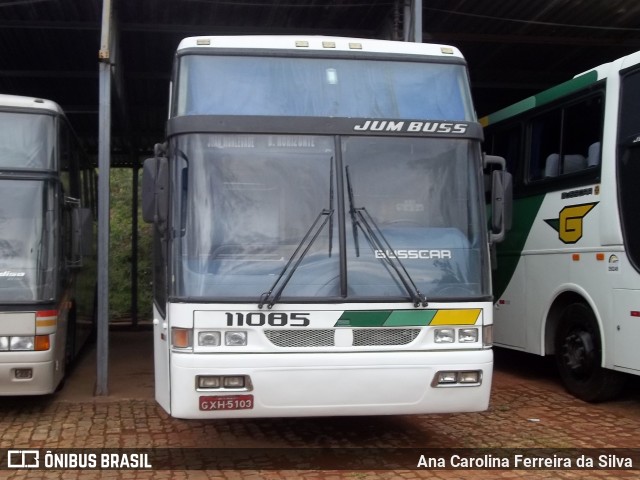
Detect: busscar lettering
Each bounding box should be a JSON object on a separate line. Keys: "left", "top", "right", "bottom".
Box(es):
{"left": 375, "top": 249, "right": 452, "bottom": 259}
{"left": 353, "top": 120, "right": 468, "bottom": 135}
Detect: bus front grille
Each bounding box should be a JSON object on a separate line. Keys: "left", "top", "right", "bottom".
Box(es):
{"left": 264, "top": 328, "right": 420, "bottom": 348}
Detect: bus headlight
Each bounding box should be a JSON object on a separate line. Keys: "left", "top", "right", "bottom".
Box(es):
{"left": 10, "top": 336, "right": 34, "bottom": 351}
{"left": 434, "top": 328, "right": 455, "bottom": 343}
{"left": 458, "top": 328, "right": 479, "bottom": 343}
{"left": 0, "top": 337, "right": 8, "bottom": 351}
{"left": 198, "top": 331, "right": 221, "bottom": 346}
{"left": 225, "top": 331, "right": 247, "bottom": 346}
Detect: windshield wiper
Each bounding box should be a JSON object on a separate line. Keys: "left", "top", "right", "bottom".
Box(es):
{"left": 345, "top": 165, "right": 428, "bottom": 308}
{"left": 258, "top": 208, "right": 334, "bottom": 309}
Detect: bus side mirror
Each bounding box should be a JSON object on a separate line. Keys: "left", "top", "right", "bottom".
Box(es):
{"left": 484, "top": 154, "right": 513, "bottom": 244}
{"left": 142, "top": 146, "right": 169, "bottom": 229}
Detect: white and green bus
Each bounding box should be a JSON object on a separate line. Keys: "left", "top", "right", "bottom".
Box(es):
{"left": 143, "top": 36, "right": 510, "bottom": 419}
{"left": 0, "top": 94, "right": 96, "bottom": 394}
{"left": 482, "top": 50, "right": 640, "bottom": 402}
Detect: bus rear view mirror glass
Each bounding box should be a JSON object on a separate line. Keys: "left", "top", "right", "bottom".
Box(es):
{"left": 142, "top": 157, "right": 169, "bottom": 227}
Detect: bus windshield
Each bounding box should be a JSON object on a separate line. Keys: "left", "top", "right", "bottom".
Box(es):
{"left": 169, "top": 133, "right": 489, "bottom": 301}
{"left": 0, "top": 112, "right": 55, "bottom": 170}
{"left": 0, "top": 179, "right": 55, "bottom": 302}
{"left": 175, "top": 55, "right": 474, "bottom": 121}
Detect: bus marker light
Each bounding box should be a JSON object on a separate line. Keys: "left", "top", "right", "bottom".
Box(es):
{"left": 572, "top": 253, "right": 580, "bottom": 261}
{"left": 14, "top": 368, "right": 32, "bottom": 379}
{"left": 631, "top": 311, "right": 640, "bottom": 317}
{"left": 34, "top": 335, "right": 50, "bottom": 351}
{"left": 171, "top": 328, "right": 193, "bottom": 349}
{"left": 225, "top": 331, "right": 247, "bottom": 346}
{"left": 434, "top": 328, "right": 454, "bottom": 343}
{"left": 596, "top": 253, "right": 605, "bottom": 261}
{"left": 223, "top": 376, "right": 245, "bottom": 388}
{"left": 483, "top": 325, "right": 493, "bottom": 347}
{"left": 458, "top": 371, "right": 481, "bottom": 384}
{"left": 434, "top": 371, "right": 457, "bottom": 385}
{"left": 197, "top": 376, "right": 221, "bottom": 389}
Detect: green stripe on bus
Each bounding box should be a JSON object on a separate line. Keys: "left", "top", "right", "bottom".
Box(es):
{"left": 483, "top": 97, "right": 536, "bottom": 125}
{"left": 385, "top": 310, "right": 438, "bottom": 326}
{"left": 335, "top": 311, "right": 391, "bottom": 327}
{"left": 336, "top": 310, "right": 473, "bottom": 327}
{"left": 480, "top": 70, "right": 599, "bottom": 127}
{"left": 535, "top": 70, "right": 598, "bottom": 109}
{"left": 493, "top": 194, "right": 546, "bottom": 300}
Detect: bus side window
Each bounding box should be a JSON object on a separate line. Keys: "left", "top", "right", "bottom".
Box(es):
{"left": 560, "top": 96, "right": 603, "bottom": 174}
{"left": 529, "top": 110, "right": 561, "bottom": 181}
{"left": 528, "top": 93, "right": 603, "bottom": 182}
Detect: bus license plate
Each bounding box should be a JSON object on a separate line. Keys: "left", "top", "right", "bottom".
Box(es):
{"left": 199, "top": 394, "right": 254, "bottom": 411}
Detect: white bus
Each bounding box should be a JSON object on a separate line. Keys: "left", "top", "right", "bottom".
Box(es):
{"left": 481, "top": 50, "right": 640, "bottom": 402}
{"left": 0, "top": 94, "right": 96, "bottom": 394}
{"left": 143, "top": 36, "right": 510, "bottom": 419}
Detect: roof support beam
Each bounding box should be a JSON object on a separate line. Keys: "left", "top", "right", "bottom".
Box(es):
{"left": 403, "top": 0, "right": 422, "bottom": 43}
{"left": 96, "top": 0, "right": 113, "bottom": 397}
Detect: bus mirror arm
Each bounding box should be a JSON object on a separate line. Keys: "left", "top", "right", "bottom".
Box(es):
{"left": 484, "top": 154, "right": 513, "bottom": 244}
{"left": 142, "top": 144, "right": 169, "bottom": 230}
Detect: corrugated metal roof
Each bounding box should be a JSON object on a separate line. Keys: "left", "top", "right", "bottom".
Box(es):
{"left": 1, "top": 0, "right": 639, "bottom": 163}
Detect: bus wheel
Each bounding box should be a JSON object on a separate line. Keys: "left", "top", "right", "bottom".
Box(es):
{"left": 554, "top": 302, "right": 625, "bottom": 402}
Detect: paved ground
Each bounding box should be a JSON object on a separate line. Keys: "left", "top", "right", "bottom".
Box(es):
{"left": 1, "top": 330, "right": 640, "bottom": 479}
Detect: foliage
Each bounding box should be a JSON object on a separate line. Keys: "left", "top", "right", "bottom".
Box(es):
{"left": 109, "top": 168, "right": 153, "bottom": 321}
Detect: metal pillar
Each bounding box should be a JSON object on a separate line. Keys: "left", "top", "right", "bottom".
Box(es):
{"left": 413, "top": 0, "right": 422, "bottom": 43}
{"left": 403, "top": 0, "right": 423, "bottom": 43}
{"left": 96, "top": 0, "right": 113, "bottom": 396}
{"left": 131, "top": 154, "right": 139, "bottom": 328}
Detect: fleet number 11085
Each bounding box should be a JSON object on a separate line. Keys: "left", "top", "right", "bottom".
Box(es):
{"left": 225, "top": 312, "right": 310, "bottom": 327}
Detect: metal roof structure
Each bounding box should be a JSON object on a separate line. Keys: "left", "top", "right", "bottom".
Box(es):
{"left": 2, "top": 0, "right": 640, "bottom": 162}
{"left": 2, "top": 0, "right": 640, "bottom": 395}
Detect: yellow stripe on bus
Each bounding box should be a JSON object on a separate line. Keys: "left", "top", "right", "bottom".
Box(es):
{"left": 430, "top": 309, "right": 481, "bottom": 325}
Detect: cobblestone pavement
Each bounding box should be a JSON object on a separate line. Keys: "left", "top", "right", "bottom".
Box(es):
{"left": 1, "top": 331, "right": 640, "bottom": 479}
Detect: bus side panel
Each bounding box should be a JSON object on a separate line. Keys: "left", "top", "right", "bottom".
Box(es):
{"left": 612, "top": 289, "right": 640, "bottom": 372}
{"left": 153, "top": 304, "right": 171, "bottom": 413}
{"left": 493, "top": 262, "right": 526, "bottom": 349}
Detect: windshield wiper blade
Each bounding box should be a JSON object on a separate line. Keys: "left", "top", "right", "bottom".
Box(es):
{"left": 258, "top": 208, "right": 334, "bottom": 309}
{"left": 345, "top": 166, "right": 428, "bottom": 308}
{"left": 346, "top": 166, "right": 360, "bottom": 257}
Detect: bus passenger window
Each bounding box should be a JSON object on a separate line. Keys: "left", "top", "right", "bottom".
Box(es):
{"left": 529, "top": 110, "right": 561, "bottom": 181}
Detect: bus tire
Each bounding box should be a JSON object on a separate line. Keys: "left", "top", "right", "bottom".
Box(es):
{"left": 554, "top": 302, "right": 625, "bottom": 402}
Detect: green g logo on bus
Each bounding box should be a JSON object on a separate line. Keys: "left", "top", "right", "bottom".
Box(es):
{"left": 544, "top": 202, "right": 598, "bottom": 244}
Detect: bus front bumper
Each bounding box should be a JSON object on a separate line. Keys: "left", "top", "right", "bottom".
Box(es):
{"left": 166, "top": 349, "right": 493, "bottom": 419}
{"left": 0, "top": 355, "right": 58, "bottom": 395}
